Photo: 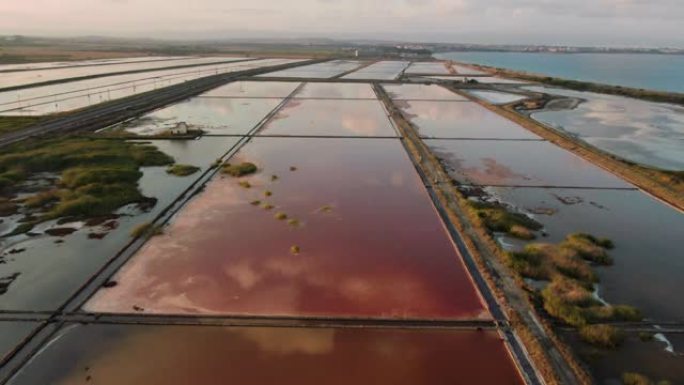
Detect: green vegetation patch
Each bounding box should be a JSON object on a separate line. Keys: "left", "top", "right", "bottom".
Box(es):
{"left": 562, "top": 233, "right": 614, "bottom": 265}
{"left": 166, "top": 164, "right": 200, "bottom": 177}
{"left": 468, "top": 201, "right": 542, "bottom": 240}
{"left": 0, "top": 137, "right": 173, "bottom": 226}
{"left": 579, "top": 324, "right": 624, "bottom": 349}
{"left": 622, "top": 372, "right": 672, "bottom": 385}
{"left": 221, "top": 162, "right": 257, "bottom": 177}
{"left": 0, "top": 116, "right": 43, "bottom": 135}
{"left": 504, "top": 234, "right": 641, "bottom": 329}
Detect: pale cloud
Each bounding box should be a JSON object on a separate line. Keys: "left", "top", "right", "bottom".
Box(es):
{"left": 0, "top": 0, "right": 682, "bottom": 47}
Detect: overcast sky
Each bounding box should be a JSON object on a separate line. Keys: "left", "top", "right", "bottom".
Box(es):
{"left": 1, "top": 0, "right": 683, "bottom": 47}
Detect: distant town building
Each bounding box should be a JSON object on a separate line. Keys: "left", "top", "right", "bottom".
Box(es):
{"left": 171, "top": 122, "right": 189, "bottom": 135}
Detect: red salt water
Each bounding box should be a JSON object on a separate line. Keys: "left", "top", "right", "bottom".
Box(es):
{"left": 86, "top": 138, "right": 488, "bottom": 320}
{"left": 8, "top": 324, "right": 525, "bottom": 385}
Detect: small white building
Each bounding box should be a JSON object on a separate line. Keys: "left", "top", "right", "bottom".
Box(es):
{"left": 170, "top": 122, "right": 189, "bottom": 135}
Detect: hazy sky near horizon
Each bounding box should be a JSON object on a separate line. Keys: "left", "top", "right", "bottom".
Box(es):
{"left": 1, "top": 0, "right": 683, "bottom": 47}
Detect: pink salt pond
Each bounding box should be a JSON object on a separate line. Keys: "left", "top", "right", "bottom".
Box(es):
{"left": 7, "top": 324, "right": 525, "bottom": 385}
{"left": 85, "top": 138, "right": 488, "bottom": 320}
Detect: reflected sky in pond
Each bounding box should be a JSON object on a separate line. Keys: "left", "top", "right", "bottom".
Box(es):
{"left": 397, "top": 100, "right": 539, "bottom": 139}
{"left": 118, "top": 97, "right": 282, "bottom": 135}
{"left": 466, "top": 90, "right": 528, "bottom": 105}
{"left": 0, "top": 138, "right": 240, "bottom": 311}
{"left": 8, "top": 324, "right": 524, "bottom": 385}
{"left": 474, "top": 186, "right": 684, "bottom": 322}
{"left": 528, "top": 86, "right": 684, "bottom": 171}
{"left": 428, "top": 139, "right": 631, "bottom": 188}
{"left": 259, "top": 99, "right": 396, "bottom": 137}
{"left": 86, "top": 138, "right": 487, "bottom": 320}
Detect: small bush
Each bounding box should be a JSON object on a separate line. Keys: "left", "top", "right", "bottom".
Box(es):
{"left": 238, "top": 181, "right": 251, "bottom": 189}
{"left": 509, "top": 225, "right": 536, "bottom": 240}
{"left": 544, "top": 277, "right": 596, "bottom": 307}
{"left": 505, "top": 248, "right": 548, "bottom": 280}
{"left": 274, "top": 212, "right": 288, "bottom": 220}
{"left": 250, "top": 200, "right": 261, "bottom": 206}
{"left": 579, "top": 324, "right": 624, "bottom": 348}
{"left": 622, "top": 373, "right": 654, "bottom": 385}
{"left": 319, "top": 205, "right": 333, "bottom": 213}
{"left": 542, "top": 288, "right": 588, "bottom": 327}
{"left": 262, "top": 203, "right": 274, "bottom": 210}
{"left": 583, "top": 305, "right": 642, "bottom": 323}
{"left": 61, "top": 166, "right": 142, "bottom": 188}
{"left": 287, "top": 218, "right": 300, "bottom": 226}
{"left": 8, "top": 223, "right": 34, "bottom": 236}
{"left": 290, "top": 245, "right": 301, "bottom": 254}
{"left": 23, "top": 190, "right": 60, "bottom": 209}
{"left": 0, "top": 198, "right": 19, "bottom": 216}
{"left": 222, "top": 162, "right": 257, "bottom": 177}
{"left": 264, "top": 190, "right": 272, "bottom": 197}
{"left": 166, "top": 164, "right": 200, "bottom": 177}
{"left": 562, "top": 233, "right": 613, "bottom": 265}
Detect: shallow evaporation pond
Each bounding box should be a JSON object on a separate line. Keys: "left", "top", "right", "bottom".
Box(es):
{"left": 382, "top": 84, "right": 467, "bottom": 101}
{"left": 341, "top": 61, "right": 408, "bottom": 80}
{"left": 526, "top": 86, "right": 684, "bottom": 171}
{"left": 85, "top": 137, "right": 488, "bottom": 319}
{"left": 258, "top": 61, "right": 364, "bottom": 79}
{"left": 428, "top": 76, "right": 532, "bottom": 85}
{"left": 0, "top": 322, "right": 40, "bottom": 362}
{"left": 0, "top": 63, "right": 260, "bottom": 115}
{"left": 0, "top": 137, "right": 240, "bottom": 311}
{"left": 293, "top": 83, "right": 376, "bottom": 99}
{"left": 397, "top": 100, "right": 539, "bottom": 139}
{"left": 0, "top": 57, "right": 245, "bottom": 90}
{"left": 560, "top": 329, "right": 684, "bottom": 385}
{"left": 404, "top": 62, "right": 452, "bottom": 75}
{"left": 257, "top": 99, "right": 397, "bottom": 137}
{"left": 473, "top": 186, "right": 684, "bottom": 322}
{"left": 115, "top": 97, "right": 282, "bottom": 136}
{"left": 426, "top": 139, "right": 631, "bottom": 188}
{"left": 7, "top": 324, "right": 524, "bottom": 385}
{"left": 466, "top": 90, "right": 529, "bottom": 105}
{"left": 200, "top": 81, "right": 301, "bottom": 98}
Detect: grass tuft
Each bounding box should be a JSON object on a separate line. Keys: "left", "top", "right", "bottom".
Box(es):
{"left": 319, "top": 205, "right": 333, "bottom": 213}
{"left": 467, "top": 201, "right": 542, "bottom": 240}
{"left": 579, "top": 324, "right": 624, "bottom": 349}
{"left": 166, "top": 164, "right": 200, "bottom": 177}
{"left": 221, "top": 162, "right": 257, "bottom": 177}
